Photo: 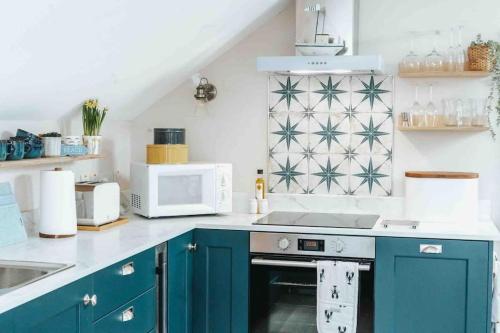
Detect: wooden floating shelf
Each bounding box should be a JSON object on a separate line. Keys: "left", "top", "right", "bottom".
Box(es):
{"left": 399, "top": 71, "right": 490, "bottom": 78}
{"left": 399, "top": 126, "right": 489, "bottom": 132}
{"left": 0, "top": 154, "right": 105, "bottom": 169}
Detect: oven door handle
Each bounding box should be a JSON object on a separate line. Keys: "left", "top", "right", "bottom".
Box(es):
{"left": 251, "top": 258, "right": 371, "bottom": 271}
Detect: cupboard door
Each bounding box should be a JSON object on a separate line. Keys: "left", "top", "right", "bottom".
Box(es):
{"left": 0, "top": 310, "right": 13, "bottom": 332}
{"left": 193, "top": 229, "right": 249, "bottom": 333}
{"left": 168, "top": 231, "right": 194, "bottom": 333}
{"left": 375, "top": 237, "right": 492, "bottom": 333}
{"left": 14, "top": 276, "right": 93, "bottom": 333}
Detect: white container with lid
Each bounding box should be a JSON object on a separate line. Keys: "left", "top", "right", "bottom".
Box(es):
{"left": 405, "top": 171, "right": 479, "bottom": 224}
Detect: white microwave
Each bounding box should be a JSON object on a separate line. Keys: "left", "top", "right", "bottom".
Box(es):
{"left": 130, "top": 162, "right": 232, "bottom": 218}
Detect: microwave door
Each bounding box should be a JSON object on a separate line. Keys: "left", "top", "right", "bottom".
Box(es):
{"left": 150, "top": 167, "right": 216, "bottom": 217}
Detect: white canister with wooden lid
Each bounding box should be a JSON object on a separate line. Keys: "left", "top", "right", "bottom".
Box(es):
{"left": 405, "top": 171, "right": 479, "bottom": 224}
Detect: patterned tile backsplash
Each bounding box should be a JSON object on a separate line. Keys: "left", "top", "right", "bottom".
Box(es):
{"left": 268, "top": 74, "right": 394, "bottom": 196}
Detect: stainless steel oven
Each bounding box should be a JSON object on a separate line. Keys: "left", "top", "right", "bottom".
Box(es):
{"left": 250, "top": 232, "right": 375, "bottom": 333}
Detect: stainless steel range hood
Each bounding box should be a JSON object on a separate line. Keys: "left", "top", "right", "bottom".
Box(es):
{"left": 257, "top": 0, "right": 384, "bottom": 74}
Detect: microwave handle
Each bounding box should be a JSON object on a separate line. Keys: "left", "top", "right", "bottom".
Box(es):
{"left": 251, "top": 258, "right": 371, "bottom": 272}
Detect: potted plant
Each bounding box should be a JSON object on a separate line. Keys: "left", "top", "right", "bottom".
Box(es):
{"left": 82, "top": 99, "right": 107, "bottom": 155}
{"left": 40, "top": 132, "right": 62, "bottom": 157}
{"left": 470, "top": 36, "right": 500, "bottom": 137}
{"left": 486, "top": 40, "right": 500, "bottom": 137}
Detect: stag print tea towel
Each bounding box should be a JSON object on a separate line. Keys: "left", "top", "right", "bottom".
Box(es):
{"left": 317, "top": 261, "right": 359, "bottom": 333}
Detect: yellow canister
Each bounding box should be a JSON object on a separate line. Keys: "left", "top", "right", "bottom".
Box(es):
{"left": 146, "top": 144, "right": 189, "bottom": 164}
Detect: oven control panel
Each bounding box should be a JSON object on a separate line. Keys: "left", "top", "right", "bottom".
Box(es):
{"left": 297, "top": 239, "right": 324, "bottom": 252}
{"left": 250, "top": 232, "right": 375, "bottom": 259}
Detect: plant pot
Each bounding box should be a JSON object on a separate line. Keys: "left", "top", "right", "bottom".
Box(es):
{"left": 83, "top": 136, "right": 102, "bottom": 155}
{"left": 42, "top": 137, "right": 62, "bottom": 157}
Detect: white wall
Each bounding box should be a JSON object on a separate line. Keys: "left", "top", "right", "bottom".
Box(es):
{"left": 132, "top": 0, "right": 500, "bottom": 222}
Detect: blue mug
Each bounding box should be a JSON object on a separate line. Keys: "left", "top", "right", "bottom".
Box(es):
{"left": 6, "top": 138, "right": 26, "bottom": 160}
{"left": 0, "top": 140, "right": 10, "bottom": 161}
{"left": 16, "top": 129, "right": 42, "bottom": 159}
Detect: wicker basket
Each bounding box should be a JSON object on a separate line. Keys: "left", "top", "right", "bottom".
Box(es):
{"left": 468, "top": 44, "right": 494, "bottom": 71}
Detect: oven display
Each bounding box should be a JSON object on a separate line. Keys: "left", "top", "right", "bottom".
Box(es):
{"left": 298, "top": 239, "right": 324, "bottom": 252}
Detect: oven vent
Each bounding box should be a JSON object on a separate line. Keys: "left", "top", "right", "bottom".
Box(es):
{"left": 131, "top": 193, "right": 142, "bottom": 210}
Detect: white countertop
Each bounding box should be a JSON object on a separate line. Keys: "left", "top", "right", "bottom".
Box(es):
{"left": 0, "top": 212, "right": 499, "bottom": 314}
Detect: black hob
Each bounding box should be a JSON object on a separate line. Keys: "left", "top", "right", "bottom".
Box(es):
{"left": 253, "top": 211, "right": 379, "bottom": 229}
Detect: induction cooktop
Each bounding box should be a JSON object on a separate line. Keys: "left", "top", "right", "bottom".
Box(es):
{"left": 253, "top": 211, "right": 380, "bottom": 229}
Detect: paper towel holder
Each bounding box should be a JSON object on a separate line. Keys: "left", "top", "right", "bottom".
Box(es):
{"left": 39, "top": 168, "right": 78, "bottom": 239}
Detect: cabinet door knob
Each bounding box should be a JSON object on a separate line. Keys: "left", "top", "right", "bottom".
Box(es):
{"left": 420, "top": 244, "right": 443, "bottom": 254}
{"left": 83, "top": 294, "right": 97, "bottom": 306}
{"left": 121, "top": 306, "right": 135, "bottom": 322}
{"left": 187, "top": 243, "right": 197, "bottom": 252}
{"left": 121, "top": 262, "right": 135, "bottom": 276}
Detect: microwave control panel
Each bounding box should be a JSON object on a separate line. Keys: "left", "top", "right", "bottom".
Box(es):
{"left": 216, "top": 164, "right": 232, "bottom": 213}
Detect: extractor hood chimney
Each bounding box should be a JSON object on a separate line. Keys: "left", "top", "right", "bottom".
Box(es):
{"left": 257, "top": 0, "right": 384, "bottom": 74}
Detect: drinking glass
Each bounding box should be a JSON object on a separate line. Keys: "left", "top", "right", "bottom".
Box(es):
{"left": 400, "top": 32, "right": 422, "bottom": 73}
{"left": 425, "top": 84, "right": 438, "bottom": 127}
{"left": 455, "top": 99, "right": 464, "bottom": 127}
{"left": 455, "top": 25, "right": 466, "bottom": 72}
{"left": 424, "top": 30, "right": 445, "bottom": 72}
{"left": 445, "top": 28, "right": 456, "bottom": 72}
{"left": 472, "top": 99, "right": 488, "bottom": 126}
{"left": 462, "top": 99, "right": 473, "bottom": 127}
{"left": 443, "top": 99, "right": 457, "bottom": 126}
{"left": 410, "top": 86, "right": 425, "bottom": 127}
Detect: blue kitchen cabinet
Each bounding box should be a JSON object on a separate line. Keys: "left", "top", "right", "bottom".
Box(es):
{"left": 193, "top": 229, "right": 249, "bottom": 333}
{"left": 168, "top": 230, "right": 194, "bottom": 333}
{"left": 167, "top": 229, "right": 249, "bottom": 333}
{"left": 375, "top": 237, "right": 493, "bottom": 333}
{"left": 0, "top": 310, "right": 13, "bottom": 332}
{"left": 13, "top": 275, "right": 94, "bottom": 333}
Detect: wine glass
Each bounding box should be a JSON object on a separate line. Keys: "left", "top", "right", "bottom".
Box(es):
{"left": 400, "top": 32, "right": 422, "bottom": 73}
{"left": 455, "top": 25, "right": 466, "bottom": 72}
{"left": 410, "top": 86, "right": 424, "bottom": 127}
{"left": 425, "top": 84, "right": 438, "bottom": 127}
{"left": 424, "top": 30, "right": 445, "bottom": 72}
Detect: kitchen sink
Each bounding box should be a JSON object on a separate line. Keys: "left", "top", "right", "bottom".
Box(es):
{"left": 0, "top": 260, "right": 74, "bottom": 295}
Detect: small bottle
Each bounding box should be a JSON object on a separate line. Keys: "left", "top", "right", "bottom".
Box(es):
{"left": 255, "top": 169, "right": 265, "bottom": 200}
{"left": 249, "top": 198, "right": 258, "bottom": 214}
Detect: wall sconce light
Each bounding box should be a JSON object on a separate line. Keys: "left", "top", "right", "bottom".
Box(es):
{"left": 194, "top": 77, "right": 217, "bottom": 103}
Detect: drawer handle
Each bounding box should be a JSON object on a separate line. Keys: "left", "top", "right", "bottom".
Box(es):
{"left": 121, "top": 262, "right": 135, "bottom": 276}
{"left": 187, "top": 243, "right": 197, "bottom": 252}
{"left": 420, "top": 244, "right": 443, "bottom": 254}
{"left": 121, "top": 306, "right": 135, "bottom": 322}
{"left": 83, "top": 294, "right": 97, "bottom": 307}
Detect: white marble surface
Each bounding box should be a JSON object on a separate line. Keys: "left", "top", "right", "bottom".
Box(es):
{"left": 0, "top": 210, "right": 499, "bottom": 315}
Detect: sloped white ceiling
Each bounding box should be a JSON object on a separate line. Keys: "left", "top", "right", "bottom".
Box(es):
{"left": 0, "top": 0, "right": 287, "bottom": 120}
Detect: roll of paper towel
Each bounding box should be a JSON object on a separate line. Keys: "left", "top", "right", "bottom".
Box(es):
{"left": 39, "top": 169, "right": 77, "bottom": 237}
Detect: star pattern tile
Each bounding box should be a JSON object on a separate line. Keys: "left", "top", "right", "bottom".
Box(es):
{"left": 354, "top": 76, "right": 390, "bottom": 110}
{"left": 311, "top": 158, "right": 346, "bottom": 193}
{"left": 271, "top": 115, "right": 305, "bottom": 150}
{"left": 271, "top": 76, "right": 306, "bottom": 111}
{"left": 267, "top": 74, "right": 394, "bottom": 196}
{"left": 312, "top": 116, "right": 347, "bottom": 151}
{"left": 352, "top": 158, "right": 388, "bottom": 194}
{"left": 353, "top": 116, "right": 389, "bottom": 151}
{"left": 271, "top": 156, "right": 306, "bottom": 192}
{"left": 312, "top": 76, "right": 347, "bottom": 110}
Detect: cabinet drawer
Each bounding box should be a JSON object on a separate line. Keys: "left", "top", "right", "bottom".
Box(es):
{"left": 94, "top": 287, "right": 156, "bottom": 333}
{"left": 93, "top": 248, "right": 156, "bottom": 320}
